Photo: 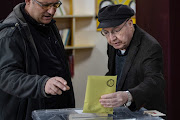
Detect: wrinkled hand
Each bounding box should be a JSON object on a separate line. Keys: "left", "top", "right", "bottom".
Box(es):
{"left": 99, "top": 91, "right": 128, "bottom": 107}
{"left": 45, "top": 77, "right": 70, "bottom": 95}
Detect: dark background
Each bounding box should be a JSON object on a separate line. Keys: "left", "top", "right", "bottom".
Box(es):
{"left": 1, "top": 0, "right": 179, "bottom": 119}
{"left": 136, "top": 0, "right": 180, "bottom": 119}
{"left": 0, "top": 0, "right": 24, "bottom": 20}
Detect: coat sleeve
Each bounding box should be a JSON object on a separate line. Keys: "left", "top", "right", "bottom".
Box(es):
{"left": 129, "top": 43, "right": 165, "bottom": 112}
{"left": 0, "top": 28, "right": 49, "bottom": 99}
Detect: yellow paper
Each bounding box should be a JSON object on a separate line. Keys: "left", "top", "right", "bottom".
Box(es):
{"left": 83, "top": 75, "right": 117, "bottom": 114}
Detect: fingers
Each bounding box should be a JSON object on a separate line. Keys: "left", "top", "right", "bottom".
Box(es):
{"left": 100, "top": 100, "right": 119, "bottom": 107}
{"left": 101, "top": 92, "right": 116, "bottom": 99}
{"left": 48, "top": 87, "right": 62, "bottom": 95}
{"left": 54, "top": 77, "right": 70, "bottom": 91}
{"left": 99, "top": 97, "right": 122, "bottom": 107}
{"left": 45, "top": 77, "right": 70, "bottom": 95}
{"left": 53, "top": 78, "right": 68, "bottom": 91}
{"left": 99, "top": 91, "right": 127, "bottom": 108}
{"left": 54, "top": 76, "right": 67, "bottom": 85}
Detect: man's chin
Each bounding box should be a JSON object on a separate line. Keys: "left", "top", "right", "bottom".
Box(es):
{"left": 112, "top": 44, "right": 125, "bottom": 50}
{"left": 113, "top": 46, "right": 121, "bottom": 50}
{"left": 41, "top": 20, "right": 52, "bottom": 24}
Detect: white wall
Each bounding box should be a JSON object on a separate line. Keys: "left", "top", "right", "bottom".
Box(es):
{"left": 72, "top": 30, "right": 108, "bottom": 108}
{"left": 69, "top": 0, "right": 109, "bottom": 108}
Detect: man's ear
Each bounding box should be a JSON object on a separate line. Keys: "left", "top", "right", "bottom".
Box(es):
{"left": 128, "top": 19, "right": 133, "bottom": 26}
{"left": 25, "top": 0, "right": 31, "bottom": 5}
{"left": 24, "top": 0, "right": 31, "bottom": 14}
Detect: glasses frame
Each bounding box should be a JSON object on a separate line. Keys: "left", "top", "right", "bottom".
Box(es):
{"left": 32, "top": 0, "right": 62, "bottom": 9}
{"left": 101, "top": 18, "right": 130, "bottom": 37}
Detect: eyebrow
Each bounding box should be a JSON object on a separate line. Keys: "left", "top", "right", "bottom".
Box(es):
{"left": 102, "top": 26, "right": 120, "bottom": 32}
{"left": 39, "top": 1, "right": 59, "bottom": 4}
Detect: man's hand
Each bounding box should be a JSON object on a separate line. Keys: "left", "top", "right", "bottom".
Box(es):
{"left": 99, "top": 91, "right": 128, "bottom": 107}
{"left": 45, "top": 77, "right": 70, "bottom": 95}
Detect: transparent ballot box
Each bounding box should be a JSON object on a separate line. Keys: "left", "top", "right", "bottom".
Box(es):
{"left": 32, "top": 106, "right": 164, "bottom": 120}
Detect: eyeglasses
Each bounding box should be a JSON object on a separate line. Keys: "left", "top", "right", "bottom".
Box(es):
{"left": 101, "top": 18, "right": 129, "bottom": 37}
{"left": 32, "top": 0, "right": 62, "bottom": 9}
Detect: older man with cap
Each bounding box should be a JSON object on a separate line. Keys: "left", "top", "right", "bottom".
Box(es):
{"left": 98, "top": 4, "right": 166, "bottom": 114}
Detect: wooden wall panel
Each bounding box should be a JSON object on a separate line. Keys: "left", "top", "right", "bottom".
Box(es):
{"left": 169, "top": 0, "right": 180, "bottom": 119}
{"left": 136, "top": 0, "right": 180, "bottom": 119}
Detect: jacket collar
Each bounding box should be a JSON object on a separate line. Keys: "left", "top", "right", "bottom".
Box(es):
{"left": 3, "top": 3, "right": 40, "bottom": 65}
{"left": 3, "top": 3, "right": 26, "bottom": 25}
{"left": 117, "top": 24, "right": 143, "bottom": 90}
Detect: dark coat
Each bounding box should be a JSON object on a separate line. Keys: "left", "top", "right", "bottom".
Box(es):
{"left": 106, "top": 25, "right": 166, "bottom": 113}
{"left": 0, "top": 3, "right": 75, "bottom": 120}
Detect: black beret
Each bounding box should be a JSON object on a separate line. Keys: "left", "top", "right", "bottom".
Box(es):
{"left": 97, "top": 4, "right": 135, "bottom": 28}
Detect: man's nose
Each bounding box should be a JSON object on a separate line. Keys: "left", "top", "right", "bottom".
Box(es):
{"left": 47, "top": 6, "right": 56, "bottom": 15}
{"left": 109, "top": 33, "right": 116, "bottom": 41}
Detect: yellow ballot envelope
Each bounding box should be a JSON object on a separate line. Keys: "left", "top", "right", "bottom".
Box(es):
{"left": 83, "top": 75, "right": 117, "bottom": 114}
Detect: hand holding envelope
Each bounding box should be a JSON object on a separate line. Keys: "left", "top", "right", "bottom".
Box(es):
{"left": 83, "top": 76, "right": 117, "bottom": 114}
{"left": 99, "top": 91, "right": 129, "bottom": 107}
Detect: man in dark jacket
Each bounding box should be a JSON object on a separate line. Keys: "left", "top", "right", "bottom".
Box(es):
{"left": 98, "top": 4, "right": 166, "bottom": 114}
{"left": 0, "top": 0, "right": 75, "bottom": 120}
